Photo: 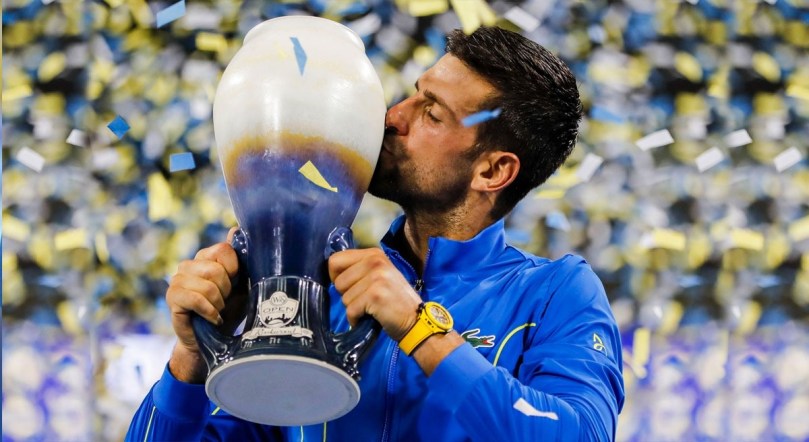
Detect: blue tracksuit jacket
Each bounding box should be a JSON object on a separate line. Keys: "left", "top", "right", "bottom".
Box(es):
{"left": 127, "top": 216, "right": 624, "bottom": 441}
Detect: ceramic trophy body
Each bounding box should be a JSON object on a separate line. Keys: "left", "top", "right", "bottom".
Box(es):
{"left": 191, "top": 16, "right": 386, "bottom": 427}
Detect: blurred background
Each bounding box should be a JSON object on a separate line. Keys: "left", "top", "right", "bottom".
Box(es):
{"left": 2, "top": 0, "right": 809, "bottom": 440}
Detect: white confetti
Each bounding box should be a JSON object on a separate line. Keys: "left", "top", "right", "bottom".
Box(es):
{"left": 513, "top": 398, "right": 559, "bottom": 420}
{"left": 774, "top": 146, "right": 802, "bottom": 172}
{"left": 66, "top": 129, "right": 89, "bottom": 148}
{"left": 16, "top": 147, "right": 45, "bottom": 172}
{"left": 504, "top": 7, "right": 540, "bottom": 32}
{"left": 575, "top": 153, "right": 604, "bottom": 182}
{"left": 724, "top": 129, "right": 752, "bottom": 148}
{"left": 635, "top": 129, "right": 674, "bottom": 151}
{"left": 348, "top": 13, "right": 382, "bottom": 37}
{"left": 696, "top": 147, "right": 725, "bottom": 172}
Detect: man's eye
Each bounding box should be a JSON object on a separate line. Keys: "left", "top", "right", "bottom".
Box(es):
{"left": 425, "top": 105, "right": 440, "bottom": 122}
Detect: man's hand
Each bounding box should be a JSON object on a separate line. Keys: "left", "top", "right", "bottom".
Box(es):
{"left": 166, "top": 227, "right": 244, "bottom": 383}
{"left": 328, "top": 248, "right": 422, "bottom": 342}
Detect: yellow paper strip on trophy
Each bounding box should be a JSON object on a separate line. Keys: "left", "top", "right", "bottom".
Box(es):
{"left": 95, "top": 232, "right": 110, "bottom": 263}
{"left": 196, "top": 33, "right": 228, "bottom": 53}
{"left": 409, "top": 0, "right": 449, "bottom": 17}
{"left": 789, "top": 215, "right": 809, "bottom": 242}
{"left": 2, "top": 214, "right": 32, "bottom": 242}
{"left": 729, "top": 228, "right": 764, "bottom": 251}
{"left": 55, "top": 228, "right": 89, "bottom": 250}
{"left": 632, "top": 327, "right": 650, "bottom": 379}
{"left": 38, "top": 53, "right": 67, "bottom": 83}
{"left": 299, "top": 160, "right": 338, "bottom": 192}
{"left": 652, "top": 228, "right": 686, "bottom": 251}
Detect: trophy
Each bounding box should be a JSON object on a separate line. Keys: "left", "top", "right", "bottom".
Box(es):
{"left": 191, "top": 16, "right": 386, "bottom": 426}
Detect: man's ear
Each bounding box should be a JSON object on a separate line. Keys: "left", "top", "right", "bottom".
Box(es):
{"left": 470, "top": 150, "right": 520, "bottom": 193}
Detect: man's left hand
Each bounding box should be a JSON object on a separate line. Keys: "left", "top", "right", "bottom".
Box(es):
{"left": 328, "top": 248, "right": 422, "bottom": 342}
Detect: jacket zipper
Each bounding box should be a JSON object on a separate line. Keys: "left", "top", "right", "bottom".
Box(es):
{"left": 381, "top": 249, "right": 428, "bottom": 442}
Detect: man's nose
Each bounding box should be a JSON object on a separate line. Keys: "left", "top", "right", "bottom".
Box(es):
{"left": 384, "top": 98, "right": 410, "bottom": 136}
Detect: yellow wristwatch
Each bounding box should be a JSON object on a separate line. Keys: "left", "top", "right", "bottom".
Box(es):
{"left": 398, "top": 302, "right": 453, "bottom": 356}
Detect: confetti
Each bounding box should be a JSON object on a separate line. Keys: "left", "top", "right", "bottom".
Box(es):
{"left": 106, "top": 116, "right": 130, "bottom": 139}
{"left": 789, "top": 215, "right": 809, "bottom": 242}
{"left": 575, "top": 153, "right": 604, "bottom": 183}
{"left": 503, "top": 6, "right": 540, "bottom": 33}
{"left": 449, "top": 0, "right": 497, "bottom": 35}
{"left": 195, "top": 33, "right": 228, "bottom": 53}
{"left": 461, "top": 108, "right": 501, "bottom": 127}
{"left": 773, "top": 146, "right": 802, "bottom": 172}
{"left": 409, "top": 0, "right": 449, "bottom": 17}
{"left": 513, "top": 398, "right": 558, "bottom": 420}
{"left": 545, "top": 211, "right": 571, "bottom": 231}
{"left": 290, "top": 37, "right": 307, "bottom": 76}
{"left": 635, "top": 129, "right": 674, "bottom": 151}
{"left": 156, "top": 0, "right": 186, "bottom": 28}
{"left": 299, "top": 160, "right": 338, "bottom": 192}
{"left": 169, "top": 152, "right": 196, "bottom": 172}
{"left": 640, "top": 228, "right": 687, "bottom": 251}
{"left": 695, "top": 147, "right": 724, "bottom": 172}
{"left": 66, "top": 129, "right": 89, "bottom": 148}
{"left": 54, "top": 229, "right": 89, "bottom": 251}
{"left": 632, "top": 328, "right": 650, "bottom": 378}
{"left": 15, "top": 147, "right": 45, "bottom": 172}
{"left": 724, "top": 129, "right": 752, "bottom": 148}
{"left": 728, "top": 228, "right": 764, "bottom": 251}
{"left": 2, "top": 214, "right": 31, "bottom": 242}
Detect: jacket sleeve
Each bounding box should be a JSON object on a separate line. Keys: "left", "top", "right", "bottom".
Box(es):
{"left": 125, "top": 365, "right": 284, "bottom": 441}
{"left": 419, "top": 259, "right": 625, "bottom": 441}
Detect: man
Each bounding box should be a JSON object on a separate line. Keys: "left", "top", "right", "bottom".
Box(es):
{"left": 128, "top": 26, "right": 624, "bottom": 441}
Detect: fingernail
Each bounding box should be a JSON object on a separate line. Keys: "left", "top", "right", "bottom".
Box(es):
{"left": 217, "top": 315, "right": 224, "bottom": 326}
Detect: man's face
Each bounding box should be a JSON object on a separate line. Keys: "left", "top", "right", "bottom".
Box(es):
{"left": 368, "top": 55, "right": 497, "bottom": 212}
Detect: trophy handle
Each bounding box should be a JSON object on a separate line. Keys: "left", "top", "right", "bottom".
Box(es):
{"left": 190, "top": 229, "right": 248, "bottom": 372}
{"left": 326, "top": 227, "right": 382, "bottom": 379}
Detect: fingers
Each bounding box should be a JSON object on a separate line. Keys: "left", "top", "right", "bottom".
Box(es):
{"left": 195, "top": 242, "right": 239, "bottom": 280}
{"left": 176, "top": 259, "right": 233, "bottom": 304}
{"left": 226, "top": 226, "right": 239, "bottom": 244}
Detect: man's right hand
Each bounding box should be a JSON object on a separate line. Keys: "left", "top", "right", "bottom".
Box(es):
{"left": 166, "top": 227, "right": 242, "bottom": 383}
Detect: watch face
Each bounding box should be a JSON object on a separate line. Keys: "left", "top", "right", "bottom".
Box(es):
{"left": 427, "top": 304, "right": 452, "bottom": 328}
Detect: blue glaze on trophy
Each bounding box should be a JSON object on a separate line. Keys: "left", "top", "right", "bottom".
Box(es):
{"left": 192, "top": 16, "right": 386, "bottom": 427}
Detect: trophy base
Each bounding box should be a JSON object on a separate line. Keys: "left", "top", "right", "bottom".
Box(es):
{"left": 205, "top": 354, "right": 361, "bottom": 426}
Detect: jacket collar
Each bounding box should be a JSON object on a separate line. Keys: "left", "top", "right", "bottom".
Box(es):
{"left": 380, "top": 215, "right": 507, "bottom": 282}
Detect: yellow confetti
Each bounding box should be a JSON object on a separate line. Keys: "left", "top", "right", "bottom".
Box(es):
{"left": 2, "top": 253, "right": 18, "bottom": 274}
{"left": 196, "top": 32, "right": 228, "bottom": 53}
{"left": 674, "top": 52, "right": 703, "bottom": 83}
{"left": 104, "top": 0, "right": 125, "bottom": 7}
{"left": 408, "top": 0, "right": 449, "bottom": 16}
{"left": 736, "top": 302, "right": 762, "bottom": 336}
{"left": 533, "top": 189, "right": 567, "bottom": 199}
{"left": 38, "top": 53, "right": 67, "bottom": 83}
{"left": 449, "top": 0, "right": 496, "bottom": 35}
{"left": 2, "top": 84, "right": 33, "bottom": 103}
{"left": 789, "top": 215, "right": 809, "bottom": 242}
{"left": 413, "top": 45, "right": 438, "bottom": 67}
{"left": 752, "top": 52, "right": 781, "bottom": 83}
{"left": 299, "top": 160, "right": 338, "bottom": 192}
{"left": 55, "top": 228, "right": 89, "bottom": 251}
{"left": 659, "top": 302, "right": 684, "bottom": 336}
{"left": 147, "top": 172, "right": 180, "bottom": 221}
{"left": 127, "top": 0, "right": 154, "bottom": 28}
{"left": 56, "top": 301, "right": 84, "bottom": 336}
{"left": 786, "top": 84, "right": 809, "bottom": 101}
{"left": 632, "top": 328, "right": 650, "bottom": 379}
{"left": 728, "top": 228, "right": 764, "bottom": 251}
{"left": 650, "top": 228, "right": 686, "bottom": 251}
{"left": 2, "top": 214, "right": 31, "bottom": 242}
{"left": 95, "top": 232, "right": 110, "bottom": 263}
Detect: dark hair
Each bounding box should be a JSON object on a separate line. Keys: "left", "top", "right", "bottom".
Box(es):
{"left": 446, "top": 27, "right": 583, "bottom": 219}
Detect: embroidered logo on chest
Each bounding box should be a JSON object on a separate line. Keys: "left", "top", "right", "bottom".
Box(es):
{"left": 461, "top": 328, "right": 496, "bottom": 348}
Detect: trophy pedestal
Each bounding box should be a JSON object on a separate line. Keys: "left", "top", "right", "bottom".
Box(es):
{"left": 205, "top": 354, "right": 361, "bottom": 426}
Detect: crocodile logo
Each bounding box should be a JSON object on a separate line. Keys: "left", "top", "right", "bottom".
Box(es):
{"left": 461, "top": 328, "right": 495, "bottom": 348}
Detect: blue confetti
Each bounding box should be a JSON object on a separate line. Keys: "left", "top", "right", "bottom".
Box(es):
{"left": 290, "top": 37, "right": 307, "bottom": 75}
{"left": 106, "top": 116, "right": 130, "bottom": 139}
{"left": 156, "top": 0, "right": 186, "bottom": 28}
{"left": 170, "top": 152, "right": 196, "bottom": 172}
{"left": 461, "top": 108, "right": 502, "bottom": 127}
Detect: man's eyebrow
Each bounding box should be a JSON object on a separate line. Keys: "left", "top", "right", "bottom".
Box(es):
{"left": 415, "top": 80, "right": 458, "bottom": 121}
